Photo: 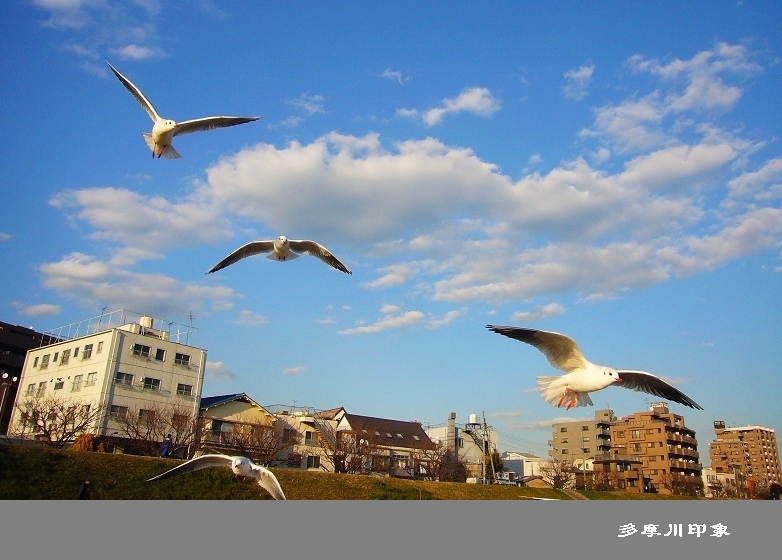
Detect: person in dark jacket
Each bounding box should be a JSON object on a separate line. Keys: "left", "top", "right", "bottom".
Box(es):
{"left": 77, "top": 479, "right": 91, "bottom": 500}
{"left": 160, "top": 434, "right": 172, "bottom": 457}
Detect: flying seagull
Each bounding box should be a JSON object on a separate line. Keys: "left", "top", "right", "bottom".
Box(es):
{"left": 106, "top": 61, "right": 260, "bottom": 158}
{"left": 147, "top": 454, "right": 286, "bottom": 500}
{"left": 207, "top": 236, "right": 352, "bottom": 275}
{"left": 486, "top": 325, "right": 703, "bottom": 411}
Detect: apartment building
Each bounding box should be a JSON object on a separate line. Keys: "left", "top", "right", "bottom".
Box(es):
{"left": 610, "top": 402, "right": 702, "bottom": 495}
{"left": 8, "top": 310, "right": 206, "bottom": 440}
{"left": 709, "top": 423, "right": 780, "bottom": 492}
{"left": 549, "top": 408, "right": 614, "bottom": 469}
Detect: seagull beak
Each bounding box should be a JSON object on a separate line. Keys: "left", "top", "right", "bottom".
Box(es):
{"left": 615, "top": 376, "right": 623, "bottom": 383}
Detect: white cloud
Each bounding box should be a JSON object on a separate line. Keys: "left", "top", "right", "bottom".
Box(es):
{"left": 287, "top": 93, "right": 326, "bottom": 116}
{"left": 113, "top": 43, "right": 165, "bottom": 60}
{"left": 512, "top": 302, "right": 564, "bottom": 322}
{"left": 233, "top": 310, "right": 269, "bottom": 327}
{"left": 282, "top": 366, "right": 305, "bottom": 376}
{"left": 379, "top": 68, "right": 409, "bottom": 85}
{"left": 11, "top": 302, "right": 62, "bottom": 317}
{"left": 339, "top": 304, "right": 425, "bottom": 334}
{"left": 398, "top": 86, "right": 501, "bottom": 127}
{"left": 0, "top": 232, "right": 10, "bottom": 241}
{"left": 206, "top": 361, "right": 235, "bottom": 382}
{"left": 562, "top": 64, "right": 595, "bottom": 100}
{"left": 361, "top": 263, "right": 417, "bottom": 289}
{"left": 38, "top": 252, "right": 237, "bottom": 319}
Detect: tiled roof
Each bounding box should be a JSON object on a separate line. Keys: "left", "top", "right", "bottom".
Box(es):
{"left": 343, "top": 413, "right": 437, "bottom": 450}
{"left": 199, "top": 392, "right": 261, "bottom": 410}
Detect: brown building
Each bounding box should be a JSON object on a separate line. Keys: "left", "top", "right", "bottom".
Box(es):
{"left": 709, "top": 423, "right": 780, "bottom": 494}
{"left": 610, "top": 402, "right": 702, "bottom": 495}
{"left": 549, "top": 408, "right": 614, "bottom": 469}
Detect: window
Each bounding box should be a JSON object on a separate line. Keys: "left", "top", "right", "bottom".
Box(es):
{"left": 115, "top": 372, "right": 133, "bottom": 386}
{"left": 582, "top": 436, "right": 590, "bottom": 442}
{"left": 155, "top": 348, "right": 166, "bottom": 361}
{"left": 142, "top": 377, "right": 161, "bottom": 391}
{"left": 560, "top": 427, "right": 568, "bottom": 433}
{"left": 81, "top": 404, "right": 91, "bottom": 418}
{"left": 109, "top": 405, "right": 128, "bottom": 421}
{"left": 561, "top": 438, "right": 568, "bottom": 443}
{"left": 73, "top": 347, "right": 79, "bottom": 358}
{"left": 54, "top": 380, "right": 64, "bottom": 390}
{"left": 305, "top": 430, "right": 317, "bottom": 445}
{"left": 26, "top": 383, "right": 36, "bottom": 396}
{"left": 53, "top": 352, "right": 59, "bottom": 362}
{"left": 133, "top": 344, "right": 151, "bottom": 358}
{"left": 616, "top": 430, "right": 625, "bottom": 437}
{"left": 138, "top": 409, "right": 156, "bottom": 423}
{"left": 36, "top": 382, "right": 47, "bottom": 396}
{"left": 631, "top": 430, "right": 642, "bottom": 438}
{"left": 174, "top": 353, "right": 191, "bottom": 366}
{"left": 85, "top": 372, "right": 97, "bottom": 387}
{"left": 33, "top": 356, "right": 39, "bottom": 367}
{"left": 72, "top": 374, "right": 83, "bottom": 392}
{"left": 176, "top": 383, "right": 193, "bottom": 396}
{"left": 306, "top": 455, "right": 320, "bottom": 469}
{"left": 97, "top": 341, "right": 103, "bottom": 353}
{"left": 40, "top": 355, "right": 50, "bottom": 368}
{"left": 60, "top": 349, "right": 71, "bottom": 364}
{"left": 632, "top": 443, "right": 643, "bottom": 453}
{"left": 83, "top": 344, "right": 93, "bottom": 359}
{"left": 561, "top": 449, "right": 569, "bottom": 454}
{"left": 581, "top": 425, "right": 590, "bottom": 431}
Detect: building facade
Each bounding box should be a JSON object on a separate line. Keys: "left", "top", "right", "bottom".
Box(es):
{"left": 610, "top": 402, "right": 702, "bottom": 495}
{"left": 425, "top": 412, "right": 500, "bottom": 479}
{"left": 1, "top": 321, "right": 55, "bottom": 435}
{"left": 709, "top": 423, "right": 780, "bottom": 493}
{"left": 8, "top": 311, "right": 206, "bottom": 442}
{"left": 549, "top": 408, "right": 614, "bottom": 469}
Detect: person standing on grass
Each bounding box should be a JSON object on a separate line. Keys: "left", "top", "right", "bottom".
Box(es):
{"left": 160, "top": 434, "right": 172, "bottom": 458}
{"left": 77, "top": 479, "right": 91, "bottom": 500}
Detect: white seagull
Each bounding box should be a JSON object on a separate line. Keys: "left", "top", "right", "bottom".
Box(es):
{"left": 107, "top": 61, "right": 260, "bottom": 158}
{"left": 147, "top": 454, "right": 286, "bottom": 500}
{"left": 207, "top": 236, "right": 352, "bottom": 275}
{"left": 486, "top": 325, "right": 703, "bottom": 411}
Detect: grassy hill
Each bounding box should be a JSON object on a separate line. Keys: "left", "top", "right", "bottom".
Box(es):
{"left": 0, "top": 444, "right": 697, "bottom": 500}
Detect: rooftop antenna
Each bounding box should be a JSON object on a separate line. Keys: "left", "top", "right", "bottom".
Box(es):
{"left": 185, "top": 311, "right": 197, "bottom": 345}
{"left": 97, "top": 304, "right": 109, "bottom": 330}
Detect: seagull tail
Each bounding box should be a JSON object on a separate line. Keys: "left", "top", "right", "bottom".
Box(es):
{"left": 143, "top": 133, "right": 181, "bottom": 159}
{"left": 267, "top": 252, "right": 299, "bottom": 262}
{"left": 536, "top": 376, "right": 565, "bottom": 406}
{"left": 535, "top": 376, "right": 594, "bottom": 408}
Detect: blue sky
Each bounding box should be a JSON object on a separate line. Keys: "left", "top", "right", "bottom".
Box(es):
{"left": 2, "top": 1, "right": 781, "bottom": 458}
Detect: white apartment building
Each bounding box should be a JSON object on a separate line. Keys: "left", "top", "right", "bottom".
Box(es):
{"left": 9, "top": 310, "right": 206, "bottom": 438}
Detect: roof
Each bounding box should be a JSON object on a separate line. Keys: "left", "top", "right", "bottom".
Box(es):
{"left": 342, "top": 413, "right": 437, "bottom": 451}
{"left": 199, "top": 393, "right": 264, "bottom": 411}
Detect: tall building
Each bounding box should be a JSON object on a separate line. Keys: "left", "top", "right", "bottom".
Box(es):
{"left": 610, "top": 402, "right": 702, "bottom": 495}
{"left": 709, "top": 423, "right": 781, "bottom": 492}
{"left": 8, "top": 310, "right": 206, "bottom": 440}
{"left": 425, "top": 412, "right": 499, "bottom": 479}
{"left": 549, "top": 408, "right": 614, "bottom": 469}
{"left": 1, "top": 321, "right": 54, "bottom": 434}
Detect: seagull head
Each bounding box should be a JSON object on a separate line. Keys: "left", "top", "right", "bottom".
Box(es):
{"left": 606, "top": 368, "right": 623, "bottom": 384}
{"left": 274, "top": 236, "right": 290, "bottom": 250}
{"left": 231, "top": 456, "right": 253, "bottom": 477}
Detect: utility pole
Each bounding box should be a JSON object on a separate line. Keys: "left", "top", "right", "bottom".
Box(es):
{"left": 483, "top": 411, "right": 496, "bottom": 482}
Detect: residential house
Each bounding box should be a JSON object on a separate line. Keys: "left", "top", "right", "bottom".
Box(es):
{"left": 708, "top": 423, "right": 780, "bottom": 494}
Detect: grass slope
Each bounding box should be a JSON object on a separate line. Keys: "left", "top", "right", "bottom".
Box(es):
{"left": 0, "top": 444, "right": 696, "bottom": 500}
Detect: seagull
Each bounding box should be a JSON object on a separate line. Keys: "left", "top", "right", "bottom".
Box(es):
{"left": 106, "top": 61, "right": 260, "bottom": 158}
{"left": 147, "top": 454, "right": 286, "bottom": 500}
{"left": 207, "top": 236, "right": 352, "bottom": 275}
{"left": 486, "top": 325, "right": 703, "bottom": 411}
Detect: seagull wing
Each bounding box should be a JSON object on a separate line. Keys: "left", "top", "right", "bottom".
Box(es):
{"left": 616, "top": 370, "right": 703, "bottom": 410}
{"left": 207, "top": 241, "right": 276, "bottom": 274}
{"left": 289, "top": 240, "right": 352, "bottom": 274}
{"left": 486, "top": 325, "right": 589, "bottom": 372}
{"left": 173, "top": 116, "right": 260, "bottom": 137}
{"left": 250, "top": 465, "right": 287, "bottom": 500}
{"left": 106, "top": 61, "right": 161, "bottom": 122}
{"left": 146, "top": 454, "right": 233, "bottom": 481}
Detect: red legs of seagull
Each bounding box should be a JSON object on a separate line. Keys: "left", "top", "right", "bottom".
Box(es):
{"left": 557, "top": 387, "right": 579, "bottom": 410}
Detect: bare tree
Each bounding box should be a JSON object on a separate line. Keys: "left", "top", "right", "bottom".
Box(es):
{"left": 114, "top": 402, "right": 199, "bottom": 456}
{"left": 539, "top": 459, "right": 577, "bottom": 489}
{"left": 437, "top": 448, "right": 468, "bottom": 482}
{"left": 11, "top": 395, "right": 105, "bottom": 449}
{"left": 215, "top": 414, "right": 301, "bottom": 465}
{"left": 315, "top": 421, "right": 378, "bottom": 474}
{"left": 408, "top": 443, "right": 448, "bottom": 481}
